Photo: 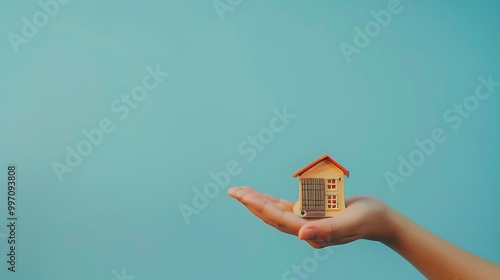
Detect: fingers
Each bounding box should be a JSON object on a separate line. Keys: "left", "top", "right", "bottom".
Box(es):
{"left": 298, "top": 212, "right": 361, "bottom": 245}
{"left": 229, "top": 187, "right": 295, "bottom": 212}
{"left": 229, "top": 188, "right": 370, "bottom": 249}
{"left": 305, "top": 240, "right": 325, "bottom": 249}
{"left": 227, "top": 186, "right": 306, "bottom": 235}
{"left": 227, "top": 186, "right": 252, "bottom": 198}
{"left": 260, "top": 193, "right": 295, "bottom": 211}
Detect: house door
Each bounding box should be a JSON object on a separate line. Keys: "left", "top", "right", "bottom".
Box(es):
{"left": 300, "top": 178, "right": 325, "bottom": 217}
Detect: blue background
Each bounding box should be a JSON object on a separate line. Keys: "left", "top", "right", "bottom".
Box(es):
{"left": 1, "top": 0, "right": 499, "bottom": 279}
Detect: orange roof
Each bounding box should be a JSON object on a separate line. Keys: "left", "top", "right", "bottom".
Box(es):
{"left": 292, "top": 154, "right": 350, "bottom": 178}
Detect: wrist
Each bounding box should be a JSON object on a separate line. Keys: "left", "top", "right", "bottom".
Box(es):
{"left": 379, "top": 206, "right": 404, "bottom": 246}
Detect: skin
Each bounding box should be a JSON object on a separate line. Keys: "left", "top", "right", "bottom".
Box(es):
{"left": 227, "top": 186, "right": 500, "bottom": 280}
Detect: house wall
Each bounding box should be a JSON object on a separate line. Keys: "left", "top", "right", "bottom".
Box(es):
{"left": 298, "top": 160, "right": 346, "bottom": 216}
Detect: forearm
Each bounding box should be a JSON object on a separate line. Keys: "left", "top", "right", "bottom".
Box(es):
{"left": 383, "top": 208, "right": 500, "bottom": 279}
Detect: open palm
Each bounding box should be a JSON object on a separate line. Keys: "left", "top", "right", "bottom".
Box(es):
{"left": 227, "top": 186, "right": 394, "bottom": 248}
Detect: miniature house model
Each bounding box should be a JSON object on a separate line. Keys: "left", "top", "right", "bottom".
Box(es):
{"left": 292, "top": 154, "right": 349, "bottom": 218}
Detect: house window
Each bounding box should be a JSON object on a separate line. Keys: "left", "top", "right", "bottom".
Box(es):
{"left": 326, "top": 194, "right": 338, "bottom": 209}
{"left": 326, "top": 179, "right": 337, "bottom": 190}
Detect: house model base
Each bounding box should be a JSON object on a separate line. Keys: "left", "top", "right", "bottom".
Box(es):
{"left": 292, "top": 154, "right": 350, "bottom": 218}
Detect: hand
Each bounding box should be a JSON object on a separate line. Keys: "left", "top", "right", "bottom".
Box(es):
{"left": 227, "top": 186, "right": 397, "bottom": 249}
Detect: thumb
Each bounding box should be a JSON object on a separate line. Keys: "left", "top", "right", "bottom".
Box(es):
{"left": 298, "top": 214, "right": 357, "bottom": 243}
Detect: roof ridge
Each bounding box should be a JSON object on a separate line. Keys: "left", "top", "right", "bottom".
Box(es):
{"left": 292, "top": 154, "right": 350, "bottom": 178}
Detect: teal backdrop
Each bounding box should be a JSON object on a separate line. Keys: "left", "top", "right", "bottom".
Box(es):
{"left": 1, "top": 1, "right": 499, "bottom": 279}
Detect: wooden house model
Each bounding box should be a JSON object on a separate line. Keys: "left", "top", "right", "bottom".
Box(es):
{"left": 292, "top": 154, "right": 350, "bottom": 218}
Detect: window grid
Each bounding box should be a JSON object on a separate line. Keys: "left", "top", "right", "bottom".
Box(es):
{"left": 327, "top": 179, "right": 337, "bottom": 190}
{"left": 327, "top": 194, "right": 338, "bottom": 209}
